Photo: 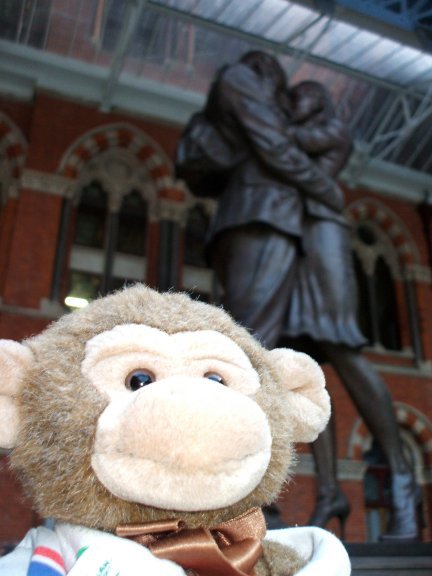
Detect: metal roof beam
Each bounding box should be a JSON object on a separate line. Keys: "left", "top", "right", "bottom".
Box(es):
{"left": 100, "top": 0, "right": 146, "bottom": 112}
{"left": 291, "top": 0, "right": 427, "bottom": 51}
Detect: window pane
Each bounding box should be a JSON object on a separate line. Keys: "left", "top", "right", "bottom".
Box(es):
{"left": 184, "top": 205, "right": 209, "bottom": 267}
{"left": 117, "top": 191, "right": 147, "bottom": 256}
{"left": 0, "top": 0, "right": 51, "bottom": 47}
{"left": 65, "top": 270, "right": 101, "bottom": 309}
{"left": 110, "top": 277, "right": 137, "bottom": 291}
{"left": 353, "top": 253, "right": 372, "bottom": 344}
{"left": 374, "top": 257, "right": 401, "bottom": 351}
{"left": 74, "top": 182, "right": 107, "bottom": 248}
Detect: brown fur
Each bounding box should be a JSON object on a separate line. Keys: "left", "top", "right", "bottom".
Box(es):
{"left": 11, "top": 285, "right": 295, "bottom": 531}
{"left": 257, "top": 541, "right": 306, "bottom": 576}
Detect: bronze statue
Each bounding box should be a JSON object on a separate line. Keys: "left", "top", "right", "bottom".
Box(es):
{"left": 175, "top": 51, "right": 419, "bottom": 541}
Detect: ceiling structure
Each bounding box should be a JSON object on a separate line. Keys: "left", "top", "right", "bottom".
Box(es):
{"left": 1, "top": 0, "right": 432, "bottom": 201}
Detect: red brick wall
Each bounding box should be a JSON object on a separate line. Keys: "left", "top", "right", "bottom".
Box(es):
{"left": 278, "top": 477, "right": 368, "bottom": 541}
{"left": 0, "top": 455, "right": 38, "bottom": 544}
{"left": 0, "top": 312, "right": 50, "bottom": 341}
{"left": 2, "top": 190, "right": 62, "bottom": 308}
{"left": 0, "top": 97, "right": 33, "bottom": 139}
{"left": 0, "top": 198, "right": 18, "bottom": 295}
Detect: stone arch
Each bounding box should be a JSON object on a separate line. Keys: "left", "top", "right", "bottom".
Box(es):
{"left": 348, "top": 401, "right": 432, "bottom": 468}
{"left": 57, "top": 123, "right": 183, "bottom": 202}
{"left": 345, "top": 197, "right": 420, "bottom": 272}
{"left": 0, "top": 112, "right": 28, "bottom": 202}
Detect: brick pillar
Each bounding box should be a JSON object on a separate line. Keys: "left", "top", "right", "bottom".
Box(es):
{"left": 2, "top": 189, "right": 62, "bottom": 308}
{"left": 0, "top": 454, "right": 38, "bottom": 545}
{"left": 0, "top": 197, "right": 18, "bottom": 296}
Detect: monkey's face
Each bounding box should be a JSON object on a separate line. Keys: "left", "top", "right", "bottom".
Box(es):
{"left": 0, "top": 285, "right": 330, "bottom": 530}
{"left": 83, "top": 324, "right": 272, "bottom": 512}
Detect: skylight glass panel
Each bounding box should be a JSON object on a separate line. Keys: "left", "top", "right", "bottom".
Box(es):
{"left": 239, "top": 0, "right": 294, "bottom": 35}
{"left": 297, "top": 19, "right": 354, "bottom": 52}
{"left": 277, "top": 4, "right": 323, "bottom": 43}
{"left": 214, "top": 0, "right": 266, "bottom": 27}
{"left": 381, "top": 45, "right": 431, "bottom": 82}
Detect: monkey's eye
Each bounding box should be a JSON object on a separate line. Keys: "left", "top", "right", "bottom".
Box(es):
{"left": 126, "top": 369, "right": 155, "bottom": 391}
{"left": 204, "top": 372, "right": 226, "bottom": 385}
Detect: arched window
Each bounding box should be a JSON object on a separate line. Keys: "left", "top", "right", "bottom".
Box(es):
{"left": 65, "top": 182, "right": 148, "bottom": 309}
{"left": 52, "top": 126, "right": 182, "bottom": 306}
{"left": 353, "top": 223, "right": 402, "bottom": 351}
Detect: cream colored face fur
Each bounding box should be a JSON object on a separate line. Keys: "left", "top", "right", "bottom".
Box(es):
{"left": 83, "top": 324, "right": 271, "bottom": 511}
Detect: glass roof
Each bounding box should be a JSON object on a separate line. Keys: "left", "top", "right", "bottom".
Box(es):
{"left": 2, "top": 0, "right": 432, "bottom": 93}
{"left": 1, "top": 0, "right": 432, "bottom": 183}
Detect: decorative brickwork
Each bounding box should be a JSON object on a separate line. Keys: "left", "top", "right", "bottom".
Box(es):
{"left": 58, "top": 123, "right": 184, "bottom": 202}
{"left": 346, "top": 197, "right": 420, "bottom": 269}
{"left": 0, "top": 112, "right": 27, "bottom": 202}
{"left": 348, "top": 401, "right": 432, "bottom": 467}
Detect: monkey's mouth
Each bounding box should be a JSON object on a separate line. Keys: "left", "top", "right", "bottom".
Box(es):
{"left": 91, "top": 379, "right": 272, "bottom": 511}
{"left": 92, "top": 450, "right": 270, "bottom": 511}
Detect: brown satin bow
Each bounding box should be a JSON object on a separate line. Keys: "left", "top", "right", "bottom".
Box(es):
{"left": 116, "top": 507, "right": 266, "bottom": 576}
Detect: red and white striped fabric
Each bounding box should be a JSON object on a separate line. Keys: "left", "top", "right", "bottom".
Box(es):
{"left": 28, "top": 545, "right": 66, "bottom": 575}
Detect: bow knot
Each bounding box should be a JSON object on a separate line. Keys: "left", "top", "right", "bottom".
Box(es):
{"left": 116, "top": 507, "right": 266, "bottom": 576}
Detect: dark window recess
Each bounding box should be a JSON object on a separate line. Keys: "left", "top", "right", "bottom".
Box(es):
{"left": 184, "top": 205, "right": 209, "bottom": 267}
{"left": 74, "top": 182, "right": 108, "bottom": 249}
{"left": 353, "top": 226, "right": 402, "bottom": 351}
{"left": 357, "top": 224, "right": 377, "bottom": 246}
{"left": 117, "top": 190, "right": 147, "bottom": 256}
{"left": 354, "top": 253, "right": 373, "bottom": 345}
{"left": 375, "top": 256, "right": 402, "bottom": 351}
{"left": 110, "top": 277, "right": 137, "bottom": 292}
{"left": 185, "top": 290, "right": 210, "bottom": 303}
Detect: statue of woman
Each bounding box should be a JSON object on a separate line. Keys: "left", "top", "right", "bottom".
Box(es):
{"left": 284, "top": 80, "right": 419, "bottom": 541}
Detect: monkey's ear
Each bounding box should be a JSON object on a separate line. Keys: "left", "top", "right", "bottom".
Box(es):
{"left": 0, "top": 340, "right": 33, "bottom": 450}
{"left": 268, "top": 348, "right": 330, "bottom": 443}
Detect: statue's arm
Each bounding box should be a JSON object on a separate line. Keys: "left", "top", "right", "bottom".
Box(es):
{"left": 218, "top": 66, "right": 344, "bottom": 212}
{"left": 294, "top": 118, "right": 351, "bottom": 155}
{"left": 294, "top": 119, "right": 353, "bottom": 178}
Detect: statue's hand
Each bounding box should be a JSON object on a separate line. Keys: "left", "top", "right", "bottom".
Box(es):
{"left": 326, "top": 182, "right": 345, "bottom": 212}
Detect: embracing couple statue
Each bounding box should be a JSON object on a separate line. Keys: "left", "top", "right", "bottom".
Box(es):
{"left": 176, "top": 50, "right": 419, "bottom": 542}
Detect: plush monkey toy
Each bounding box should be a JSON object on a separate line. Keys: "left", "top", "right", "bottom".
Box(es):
{"left": 0, "top": 284, "right": 350, "bottom": 576}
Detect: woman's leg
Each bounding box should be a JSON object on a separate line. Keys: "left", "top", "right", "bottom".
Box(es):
{"left": 308, "top": 411, "right": 350, "bottom": 538}
{"left": 320, "top": 343, "right": 418, "bottom": 540}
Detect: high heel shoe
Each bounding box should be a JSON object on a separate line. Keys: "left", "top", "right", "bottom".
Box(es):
{"left": 380, "top": 472, "right": 421, "bottom": 542}
{"left": 308, "top": 489, "right": 351, "bottom": 539}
